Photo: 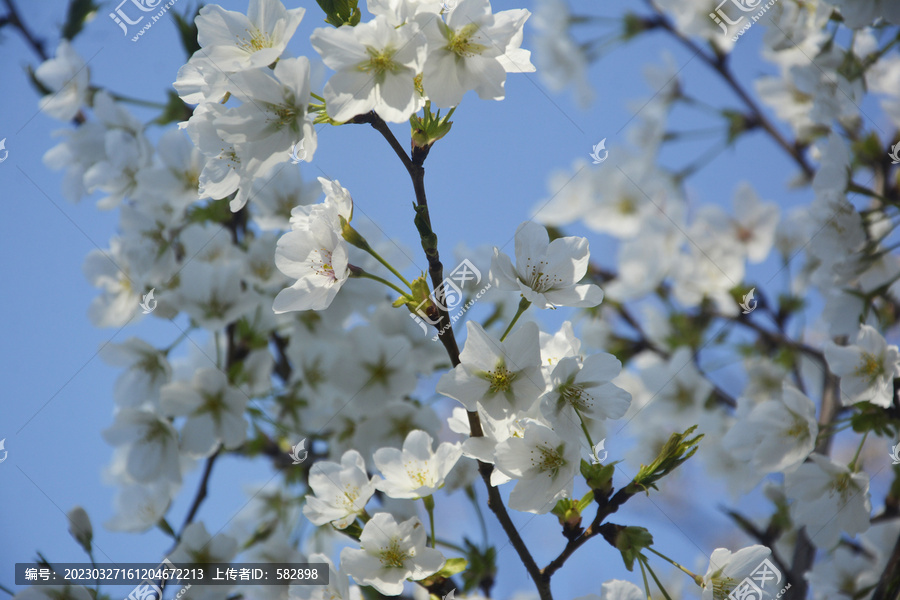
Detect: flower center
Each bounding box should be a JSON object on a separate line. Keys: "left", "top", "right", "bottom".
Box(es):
{"left": 522, "top": 259, "right": 562, "bottom": 293}
{"left": 359, "top": 47, "right": 401, "bottom": 78}
{"left": 237, "top": 28, "right": 273, "bottom": 53}
{"left": 854, "top": 352, "right": 884, "bottom": 382}
{"left": 486, "top": 362, "right": 517, "bottom": 395}
{"left": 377, "top": 538, "right": 411, "bottom": 569}
{"left": 310, "top": 248, "right": 337, "bottom": 281}
{"left": 558, "top": 383, "right": 591, "bottom": 412}
{"left": 447, "top": 23, "right": 487, "bottom": 58}
{"left": 531, "top": 443, "right": 567, "bottom": 478}
{"left": 405, "top": 461, "right": 431, "bottom": 487}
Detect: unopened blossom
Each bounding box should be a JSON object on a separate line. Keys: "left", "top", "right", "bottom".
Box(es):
{"left": 824, "top": 325, "right": 900, "bottom": 408}
{"left": 374, "top": 430, "right": 462, "bottom": 499}
{"left": 303, "top": 450, "right": 380, "bottom": 529}
{"left": 491, "top": 221, "right": 603, "bottom": 309}
{"left": 194, "top": 0, "right": 305, "bottom": 73}
{"left": 436, "top": 321, "right": 545, "bottom": 420}
{"left": 160, "top": 368, "right": 248, "bottom": 457}
{"left": 493, "top": 419, "right": 580, "bottom": 513}
{"left": 422, "top": 0, "right": 534, "bottom": 107}
{"left": 311, "top": 16, "right": 426, "bottom": 123}
{"left": 34, "top": 40, "right": 89, "bottom": 122}
{"left": 785, "top": 453, "right": 871, "bottom": 548}
{"left": 340, "top": 513, "right": 445, "bottom": 595}
{"left": 66, "top": 506, "right": 92, "bottom": 553}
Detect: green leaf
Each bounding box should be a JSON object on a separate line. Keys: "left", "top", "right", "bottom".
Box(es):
{"left": 62, "top": 0, "right": 99, "bottom": 40}
{"left": 315, "top": 0, "right": 361, "bottom": 27}
{"left": 172, "top": 4, "right": 203, "bottom": 58}
{"left": 628, "top": 425, "right": 703, "bottom": 494}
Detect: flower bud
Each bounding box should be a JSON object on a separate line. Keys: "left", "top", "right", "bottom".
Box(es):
{"left": 67, "top": 506, "right": 93, "bottom": 553}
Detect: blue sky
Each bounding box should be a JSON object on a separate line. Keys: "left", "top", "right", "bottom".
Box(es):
{"left": 1, "top": 1, "right": 894, "bottom": 599}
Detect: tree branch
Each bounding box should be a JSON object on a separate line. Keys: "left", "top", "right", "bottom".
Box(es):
{"left": 358, "top": 110, "right": 548, "bottom": 599}
{"left": 1, "top": 0, "right": 48, "bottom": 61}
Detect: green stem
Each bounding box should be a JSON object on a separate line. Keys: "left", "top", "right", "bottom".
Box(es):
{"left": 849, "top": 430, "right": 870, "bottom": 472}
{"left": 641, "top": 555, "right": 675, "bottom": 600}
{"left": 364, "top": 245, "right": 413, "bottom": 289}
{"left": 500, "top": 297, "right": 532, "bottom": 342}
{"left": 638, "top": 554, "right": 653, "bottom": 600}
{"left": 352, "top": 268, "right": 414, "bottom": 300}
{"left": 646, "top": 547, "right": 704, "bottom": 585}
{"left": 423, "top": 495, "right": 436, "bottom": 549}
{"left": 574, "top": 407, "right": 596, "bottom": 453}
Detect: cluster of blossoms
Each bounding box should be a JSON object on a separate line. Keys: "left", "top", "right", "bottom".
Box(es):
{"left": 16, "top": 0, "right": 900, "bottom": 598}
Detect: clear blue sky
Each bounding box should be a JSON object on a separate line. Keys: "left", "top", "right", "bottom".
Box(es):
{"left": 1, "top": 1, "right": 893, "bottom": 599}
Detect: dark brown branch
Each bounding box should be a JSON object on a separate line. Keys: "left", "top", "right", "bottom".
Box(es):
{"left": 179, "top": 449, "right": 221, "bottom": 536}
{"left": 1, "top": 0, "right": 48, "bottom": 61}
{"left": 870, "top": 530, "right": 900, "bottom": 600}
{"left": 648, "top": 5, "right": 814, "bottom": 180}
{"left": 357, "top": 110, "right": 548, "bottom": 599}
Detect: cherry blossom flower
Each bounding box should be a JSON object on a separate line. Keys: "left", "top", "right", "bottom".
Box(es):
{"left": 289, "top": 553, "right": 362, "bottom": 600}
{"left": 273, "top": 218, "right": 351, "bottom": 313}
{"left": 160, "top": 368, "right": 249, "bottom": 457}
{"left": 422, "top": 0, "right": 534, "bottom": 107}
{"left": 785, "top": 453, "right": 871, "bottom": 548}
{"left": 539, "top": 353, "right": 631, "bottom": 441}
{"left": 303, "top": 450, "right": 380, "bottom": 529}
{"left": 340, "top": 513, "right": 445, "bottom": 595}
{"left": 701, "top": 545, "right": 772, "bottom": 600}
{"left": 374, "top": 430, "right": 462, "bottom": 499}
{"left": 824, "top": 325, "right": 900, "bottom": 408}
{"left": 493, "top": 419, "right": 580, "bottom": 513}
{"left": 98, "top": 338, "right": 172, "bottom": 409}
{"left": 195, "top": 0, "right": 305, "bottom": 73}
{"left": 436, "top": 321, "right": 545, "bottom": 420}
{"left": 34, "top": 40, "right": 89, "bottom": 122}
{"left": 102, "top": 408, "right": 182, "bottom": 484}
{"left": 490, "top": 221, "right": 603, "bottom": 309}
{"left": 311, "top": 16, "right": 426, "bottom": 123}
{"left": 723, "top": 384, "right": 818, "bottom": 475}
